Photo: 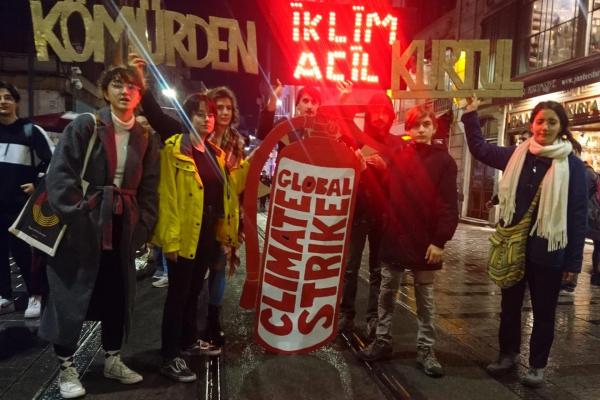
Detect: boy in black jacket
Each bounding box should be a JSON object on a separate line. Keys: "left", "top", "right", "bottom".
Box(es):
{"left": 358, "top": 105, "right": 458, "bottom": 379}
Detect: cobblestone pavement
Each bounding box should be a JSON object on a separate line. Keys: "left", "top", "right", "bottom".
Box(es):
{"left": 380, "top": 223, "right": 600, "bottom": 400}
{"left": 2, "top": 222, "right": 599, "bottom": 400}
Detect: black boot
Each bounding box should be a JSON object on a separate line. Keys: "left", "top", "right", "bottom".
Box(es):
{"left": 207, "top": 305, "right": 225, "bottom": 347}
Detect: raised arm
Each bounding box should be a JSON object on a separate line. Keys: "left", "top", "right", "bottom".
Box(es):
{"left": 461, "top": 110, "right": 514, "bottom": 171}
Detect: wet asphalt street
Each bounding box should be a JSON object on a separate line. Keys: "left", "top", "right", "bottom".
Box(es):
{"left": 1, "top": 218, "right": 599, "bottom": 400}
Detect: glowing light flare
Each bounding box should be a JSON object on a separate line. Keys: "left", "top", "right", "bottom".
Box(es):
{"left": 326, "top": 51, "right": 346, "bottom": 81}
{"left": 293, "top": 52, "right": 323, "bottom": 80}
{"left": 328, "top": 12, "right": 347, "bottom": 43}
{"left": 303, "top": 12, "right": 322, "bottom": 41}
{"left": 364, "top": 13, "right": 398, "bottom": 45}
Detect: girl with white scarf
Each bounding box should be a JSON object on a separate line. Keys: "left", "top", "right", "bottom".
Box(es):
{"left": 461, "top": 98, "right": 587, "bottom": 388}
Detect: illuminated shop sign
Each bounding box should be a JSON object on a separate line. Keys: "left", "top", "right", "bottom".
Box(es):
{"left": 507, "top": 110, "right": 531, "bottom": 131}
{"left": 565, "top": 96, "right": 600, "bottom": 120}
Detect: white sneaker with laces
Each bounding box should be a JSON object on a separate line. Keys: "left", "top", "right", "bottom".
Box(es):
{"left": 59, "top": 366, "right": 86, "bottom": 399}
{"left": 152, "top": 276, "right": 169, "bottom": 288}
{"left": 104, "top": 354, "right": 143, "bottom": 384}
{"left": 24, "top": 296, "right": 42, "bottom": 319}
{"left": 0, "top": 296, "right": 15, "bottom": 315}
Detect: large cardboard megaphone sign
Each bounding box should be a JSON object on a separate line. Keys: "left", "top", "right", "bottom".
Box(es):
{"left": 242, "top": 109, "right": 384, "bottom": 353}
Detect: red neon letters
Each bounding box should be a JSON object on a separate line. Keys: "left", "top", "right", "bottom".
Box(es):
{"left": 290, "top": 2, "right": 398, "bottom": 85}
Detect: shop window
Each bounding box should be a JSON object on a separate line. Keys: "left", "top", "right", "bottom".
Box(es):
{"left": 518, "top": 0, "right": 584, "bottom": 74}
{"left": 590, "top": 0, "right": 600, "bottom": 54}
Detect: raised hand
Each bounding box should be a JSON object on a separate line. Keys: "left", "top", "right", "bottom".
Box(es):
{"left": 337, "top": 79, "right": 353, "bottom": 103}
{"left": 266, "top": 79, "right": 283, "bottom": 112}
{"left": 128, "top": 52, "right": 147, "bottom": 85}
{"left": 464, "top": 94, "right": 480, "bottom": 113}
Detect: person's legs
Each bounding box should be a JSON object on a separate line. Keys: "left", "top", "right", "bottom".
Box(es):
{"left": 9, "top": 233, "right": 32, "bottom": 288}
{"left": 413, "top": 270, "right": 443, "bottom": 377}
{"left": 357, "top": 262, "right": 399, "bottom": 361}
{"left": 204, "top": 247, "right": 226, "bottom": 347}
{"left": 161, "top": 257, "right": 195, "bottom": 359}
{"left": 592, "top": 241, "right": 600, "bottom": 285}
{"left": 413, "top": 271, "right": 436, "bottom": 348}
{"left": 339, "top": 219, "right": 368, "bottom": 331}
{"left": 487, "top": 275, "right": 526, "bottom": 374}
{"left": 160, "top": 256, "right": 198, "bottom": 383}
{"left": 0, "top": 213, "right": 14, "bottom": 311}
{"left": 366, "top": 220, "right": 383, "bottom": 335}
{"left": 527, "top": 262, "right": 562, "bottom": 369}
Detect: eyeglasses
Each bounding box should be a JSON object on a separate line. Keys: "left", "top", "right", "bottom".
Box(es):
{"left": 110, "top": 80, "right": 141, "bottom": 92}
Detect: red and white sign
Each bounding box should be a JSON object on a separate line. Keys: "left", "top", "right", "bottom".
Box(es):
{"left": 255, "top": 137, "right": 360, "bottom": 353}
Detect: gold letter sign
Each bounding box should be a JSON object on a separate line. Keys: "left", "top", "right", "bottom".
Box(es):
{"left": 391, "top": 39, "right": 523, "bottom": 99}
{"left": 29, "top": 0, "right": 258, "bottom": 75}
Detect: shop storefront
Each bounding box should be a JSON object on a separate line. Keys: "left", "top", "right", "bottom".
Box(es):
{"left": 506, "top": 82, "right": 600, "bottom": 170}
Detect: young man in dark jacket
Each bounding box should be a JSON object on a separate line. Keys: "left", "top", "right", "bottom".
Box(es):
{"left": 358, "top": 105, "right": 459, "bottom": 379}
{"left": 338, "top": 92, "right": 397, "bottom": 337}
{"left": 0, "top": 81, "right": 52, "bottom": 317}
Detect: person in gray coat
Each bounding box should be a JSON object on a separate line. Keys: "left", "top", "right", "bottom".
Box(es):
{"left": 39, "top": 66, "right": 160, "bottom": 399}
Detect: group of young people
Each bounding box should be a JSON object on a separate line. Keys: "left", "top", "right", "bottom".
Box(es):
{"left": 341, "top": 95, "right": 588, "bottom": 390}
{"left": 28, "top": 58, "right": 251, "bottom": 398}
{"left": 2, "top": 51, "right": 591, "bottom": 398}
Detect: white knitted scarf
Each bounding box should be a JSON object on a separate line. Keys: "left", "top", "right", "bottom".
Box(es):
{"left": 498, "top": 137, "right": 572, "bottom": 251}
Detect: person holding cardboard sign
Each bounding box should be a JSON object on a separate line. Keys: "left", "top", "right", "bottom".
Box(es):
{"left": 461, "top": 95, "right": 587, "bottom": 387}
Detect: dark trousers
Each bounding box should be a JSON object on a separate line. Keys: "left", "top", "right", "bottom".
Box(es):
{"left": 161, "top": 221, "right": 220, "bottom": 359}
{"left": 0, "top": 211, "right": 33, "bottom": 298}
{"left": 592, "top": 241, "right": 600, "bottom": 274}
{"left": 54, "top": 243, "right": 126, "bottom": 357}
{"left": 340, "top": 216, "right": 382, "bottom": 322}
{"left": 498, "top": 260, "right": 563, "bottom": 369}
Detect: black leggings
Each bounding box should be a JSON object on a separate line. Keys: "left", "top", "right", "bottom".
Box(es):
{"left": 161, "top": 216, "right": 220, "bottom": 359}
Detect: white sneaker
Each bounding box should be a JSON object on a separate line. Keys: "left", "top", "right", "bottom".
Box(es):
{"left": 24, "top": 296, "right": 42, "bottom": 319}
{"left": 104, "top": 354, "right": 143, "bottom": 384}
{"left": 59, "top": 366, "right": 86, "bottom": 399}
{"left": 152, "top": 276, "right": 169, "bottom": 288}
{"left": 0, "top": 296, "right": 15, "bottom": 315}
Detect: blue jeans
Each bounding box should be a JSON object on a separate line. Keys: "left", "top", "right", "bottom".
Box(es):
{"left": 209, "top": 247, "right": 227, "bottom": 306}
{"left": 153, "top": 246, "right": 168, "bottom": 274}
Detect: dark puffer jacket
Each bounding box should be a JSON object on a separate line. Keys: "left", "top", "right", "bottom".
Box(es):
{"left": 379, "top": 142, "right": 459, "bottom": 270}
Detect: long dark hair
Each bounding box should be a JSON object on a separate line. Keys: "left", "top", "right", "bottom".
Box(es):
{"left": 529, "top": 101, "right": 579, "bottom": 150}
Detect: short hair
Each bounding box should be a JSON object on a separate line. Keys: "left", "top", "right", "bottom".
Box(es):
{"left": 183, "top": 93, "right": 216, "bottom": 119}
{"left": 0, "top": 81, "right": 21, "bottom": 103}
{"left": 98, "top": 65, "right": 145, "bottom": 101}
{"left": 295, "top": 86, "right": 322, "bottom": 106}
{"left": 208, "top": 86, "right": 239, "bottom": 127}
{"left": 404, "top": 105, "right": 438, "bottom": 130}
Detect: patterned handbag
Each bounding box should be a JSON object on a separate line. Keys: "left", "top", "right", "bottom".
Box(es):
{"left": 9, "top": 114, "right": 97, "bottom": 256}
{"left": 487, "top": 188, "right": 541, "bottom": 289}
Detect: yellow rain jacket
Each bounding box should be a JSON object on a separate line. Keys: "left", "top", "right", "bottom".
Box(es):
{"left": 152, "top": 133, "right": 249, "bottom": 260}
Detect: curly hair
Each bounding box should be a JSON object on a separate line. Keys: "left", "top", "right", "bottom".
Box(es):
{"left": 208, "top": 86, "right": 239, "bottom": 128}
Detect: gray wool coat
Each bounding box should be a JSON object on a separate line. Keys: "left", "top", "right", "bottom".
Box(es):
{"left": 39, "top": 107, "right": 160, "bottom": 348}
